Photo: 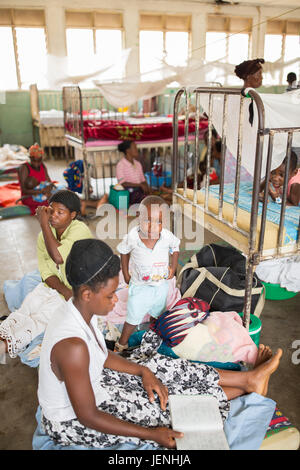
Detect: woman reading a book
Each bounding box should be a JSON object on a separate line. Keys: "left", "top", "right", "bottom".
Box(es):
{"left": 37, "top": 238, "right": 282, "bottom": 450}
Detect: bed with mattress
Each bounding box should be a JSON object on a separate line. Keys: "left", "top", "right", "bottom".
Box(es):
{"left": 30, "top": 84, "right": 159, "bottom": 159}
{"left": 63, "top": 85, "right": 207, "bottom": 198}
{"left": 172, "top": 86, "right": 300, "bottom": 330}
{"left": 29, "top": 84, "right": 66, "bottom": 159}
{"left": 176, "top": 182, "right": 299, "bottom": 256}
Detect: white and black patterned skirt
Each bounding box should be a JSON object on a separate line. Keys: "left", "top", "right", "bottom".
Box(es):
{"left": 42, "top": 330, "right": 229, "bottom": 449}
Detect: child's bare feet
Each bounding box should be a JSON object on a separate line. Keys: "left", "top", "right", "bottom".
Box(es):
{"left": 246, "top": 348, "right": 282, "bottom": 396}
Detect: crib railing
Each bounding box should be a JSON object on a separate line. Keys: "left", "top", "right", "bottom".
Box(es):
{"left": 172, "top": 86, "right": 300, "bottom": 329}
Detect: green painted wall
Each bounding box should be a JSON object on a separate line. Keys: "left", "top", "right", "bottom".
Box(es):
{"left": 258, "top": 85, "right": 286, "bottom": 94}
{"left": 0, "top": 85, "right": 286, "bottom": 148}
{"left": 0, "top": 91, "right": 34, "bottom": 148}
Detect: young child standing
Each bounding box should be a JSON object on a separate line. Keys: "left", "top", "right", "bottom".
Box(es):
{"left": 115, "top": 195, "right": 180, "bottom": 352}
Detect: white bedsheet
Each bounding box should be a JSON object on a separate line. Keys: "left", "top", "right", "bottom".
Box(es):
{"left": 200, "top": 88, "right": 300, "bottom": 178}
{"left": 256, "top": 256, "right": 300, "bottom": 292}
{"left": 0, "top": 144, "right": 29, "bottom": 169}
{"left": 39, "top": 110, "right": 64, "bottom": 126}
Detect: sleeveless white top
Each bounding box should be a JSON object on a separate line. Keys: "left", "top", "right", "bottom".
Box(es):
{"left": 38, "top": 298, "right": 110, "bottom": 422}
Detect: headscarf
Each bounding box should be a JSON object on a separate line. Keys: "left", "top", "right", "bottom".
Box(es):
{"left": 29, "top": 143, "right": 44, "bottom": 158}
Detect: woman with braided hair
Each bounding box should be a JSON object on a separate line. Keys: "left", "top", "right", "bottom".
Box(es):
{"left": 235, "top": 58, "right": 265, "bottom": 127}
{"left": 234, "top": 58, "right": 265, "bottom": 91}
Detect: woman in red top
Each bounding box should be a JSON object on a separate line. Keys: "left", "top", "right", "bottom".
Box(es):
{"left": 19, "top": 144, "right": 54, "bottom": 215}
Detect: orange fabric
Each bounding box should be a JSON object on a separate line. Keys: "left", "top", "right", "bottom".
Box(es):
{"left": 29, "top": 143, "right": 44, "bottom": 158}
{"left": 0, "top": 183, "right": 22, "bottom": 207}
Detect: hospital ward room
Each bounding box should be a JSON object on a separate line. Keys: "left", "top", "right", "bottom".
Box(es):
{"left": 1, "top": 0, "right": 300, "bottom": 454}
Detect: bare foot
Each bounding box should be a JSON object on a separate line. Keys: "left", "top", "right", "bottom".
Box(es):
{"left": 254, "top": 345, "right": 273, "bottom": 395}
{"left": 254, "top": 344, "right": 273, "bottom": 367}
{"left": 97, "top": 194, "right": 108, "bottom": 208}
{"left": 246, "top": 348, "right": 283, "bottom": 396}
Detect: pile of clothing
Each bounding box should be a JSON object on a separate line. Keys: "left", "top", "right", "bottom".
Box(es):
{"left": 0, "top": 144, "right": 29, "bottom": 172}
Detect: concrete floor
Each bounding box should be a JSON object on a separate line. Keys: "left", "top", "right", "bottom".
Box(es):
{"left": 0, "top": 159, "right": 299, "bottom": 450}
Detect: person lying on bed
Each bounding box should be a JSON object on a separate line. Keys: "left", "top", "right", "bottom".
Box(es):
{"left": 18, "top": 143, "right": 55, "bottom": 215}
{"left": 198, "top": 129, "right": 222, "bottom": 186}
{"left": 36, "top": 237, "right": 282, "bottom": 450}
{"left": 259, "top": 151, "right": 300, "bottom": 206}
{"left": 159, "top": 129, "right": 221, "bottom": 204}
{"left": 0, "top": 190, "right": 92, "bottom": 361}
{"left": 116, "top": 140, "right": 150, "bottom": 205}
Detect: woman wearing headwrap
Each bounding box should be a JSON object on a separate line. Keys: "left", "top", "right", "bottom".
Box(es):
{"left": 36, "top": 238, "right": 282, "bottom": 450}
{"left": 0, "top": 190, "right": 92, "bottom": 362}
{"left": 19, "top": 143, "right": 54, "bottom": 215}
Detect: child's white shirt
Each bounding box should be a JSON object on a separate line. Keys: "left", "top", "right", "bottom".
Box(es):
{"left": 117, "top": 226, "right": 180, "bottom": 285}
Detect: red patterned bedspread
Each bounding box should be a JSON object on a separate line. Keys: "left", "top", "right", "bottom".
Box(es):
{"left": 66, "top": 118, "right": 208, "bottom": 142}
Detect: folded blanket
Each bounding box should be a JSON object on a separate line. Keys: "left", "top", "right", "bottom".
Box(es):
{"left": 172, "top": 310, "right": 258, "bottom": 365}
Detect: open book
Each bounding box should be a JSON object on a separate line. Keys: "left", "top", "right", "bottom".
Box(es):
{"left": 169, "top": 394, "right": 229, "bottom": 450}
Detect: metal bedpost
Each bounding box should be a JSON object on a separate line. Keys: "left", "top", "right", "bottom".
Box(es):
{"left": 242, "top": 89, "right": 265, "bottom": 330}
{"left": 183, "top": 90, "right": 190, "bottom": 199}
{"left": 193, "top": 91, "right": 201, "bottom": 205}
{"left": 62, "top": 87, "right": 69, "bottom": 162}
{"left": 82, "top": 148, "right": 90, "bottom": 201}
{"left": 233, "top": 95, "right": 245, "bottom": 228}
{"left": 172, "top": 88, "right": 185, "bottom": 237}
{"left": 277, "top": 131, "right": 294, "bottom": 252}
{"left": 218, "top": 93, "right": 228, "bottom": 220}
{"left": 258, "top": 131, "right": 274, "bottom": 252}
{"left": 244, "top": 255, "right": 256, "bottom": 329}
{"left": 172, "top": 89, "right": 184, "bottom": 194}
{"left": 204, "top": 94, "right": 213, "bottom": 212}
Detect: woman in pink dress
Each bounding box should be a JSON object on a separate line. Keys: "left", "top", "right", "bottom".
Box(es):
{"left": 116, "top": 141, "right": 150, "bottom": 205}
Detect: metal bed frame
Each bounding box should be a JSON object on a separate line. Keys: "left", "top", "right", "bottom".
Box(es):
{"left": 30, "top": 84, "right": 66, "bottom": 159}
{"left": 63, "top": 85, "right": 195, "bottom": 200}
{"left": 30, "top": 84, "right": 159, "bottom": 160}
{"left": 172, "top": 86, "right": 300, "bottom": 330}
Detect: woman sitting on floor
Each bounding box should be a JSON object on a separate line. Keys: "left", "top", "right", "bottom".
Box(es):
{"left": 116, "top": 140, "right": 150, "bottom": 205}
{"left": 0, "top": 190, "right": 92, "bottom": 361}
{"left": 18, "top": 143, "right": 54, "bottom": 215}
{"left": 37, "top": 238, "right": 282, "bottom": 450}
